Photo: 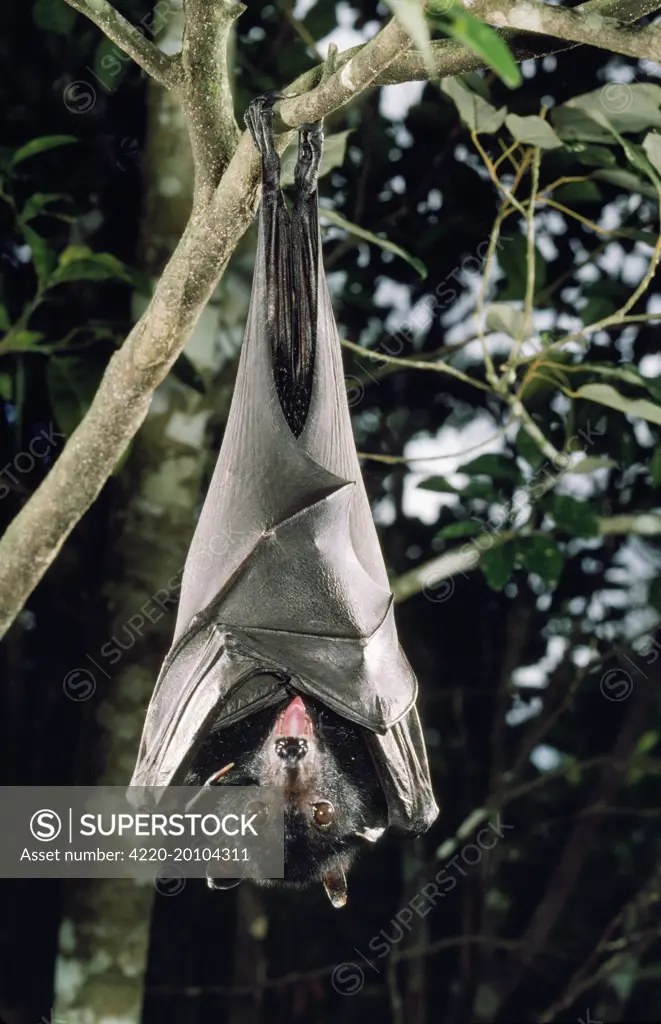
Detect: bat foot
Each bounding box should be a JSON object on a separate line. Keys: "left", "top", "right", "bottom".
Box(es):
{"left": 294, "top": 122, "right": 324, "bottom": 199}
{"left": 245, "top": 93, "right": 284, "bottom": 193}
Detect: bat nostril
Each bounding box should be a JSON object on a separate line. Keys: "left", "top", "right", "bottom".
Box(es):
{"left": 275, "top": 737, "right": 308, "bottom": 763}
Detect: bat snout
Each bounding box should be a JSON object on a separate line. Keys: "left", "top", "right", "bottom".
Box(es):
{"left": 275, "top": 736, "right": 309, "bottom": 765}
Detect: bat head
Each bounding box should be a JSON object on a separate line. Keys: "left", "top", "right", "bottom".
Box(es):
{"left": 184, "top": 693, "right": 388, "bottom": 906}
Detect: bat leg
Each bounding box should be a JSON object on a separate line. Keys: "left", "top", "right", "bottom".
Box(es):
{"left": 294, "top": 121, "right": 324, "bottom": 199}
{"left": 244, "top": 92, "right": 287, "bottom": 203}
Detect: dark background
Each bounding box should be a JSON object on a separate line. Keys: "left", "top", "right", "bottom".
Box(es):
{"left": 1, "top": 1, "right": 661, "bottom": 1021}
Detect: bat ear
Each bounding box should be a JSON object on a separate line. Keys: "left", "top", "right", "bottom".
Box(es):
{"left": 323, "top": 863, "right": 348, "bottom": 908}
{"left": 355, "top": 826, "right": 386, "bottom": 843}
{"left": 206, "top": 873, "right": 242, "bottom": 892}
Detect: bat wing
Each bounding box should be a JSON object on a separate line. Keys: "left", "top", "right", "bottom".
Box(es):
{"left": 130, "top": 133, "right": 439, "bottom": 835}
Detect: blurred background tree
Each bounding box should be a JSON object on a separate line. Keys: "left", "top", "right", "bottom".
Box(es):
{"left": 1, "top": 1, "right": 661, "bottom": 1022}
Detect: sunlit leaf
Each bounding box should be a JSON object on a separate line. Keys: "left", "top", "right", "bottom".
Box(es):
{"left": 485, "top": 302, "right": 529, "bottom": 340}
{"left": 576, "top": 383, "right": 661, "bottom": 426}
{"left": 592, "top": 167, "right": 657, "bottom": 200}
{"left": 642, "top": 131, "right": 661, "bottom": 176}
{"left": 566, "top": 456, "right": 618, "bottom": 474}
{"left": 436, "top": 6, "right": 521, "bottom": 88}
{"left": 441, "top": 77, "right": 507, "bottom": 134}
{"left": 505, "top": 114, "right": 562, "bottom": 149}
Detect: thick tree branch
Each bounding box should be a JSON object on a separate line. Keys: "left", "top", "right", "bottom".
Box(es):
{"left": 5, "top": 0, "right": 661, "bottom": 638}
{"left": 469, "top": 0, "right": 661, "bottom": 65}
{"left": 63, "top": 0, "right": 178, "bottom": 89}
{"left": 286, "top": 0, "right": 661, "bottom": 90}
{"left": 180, "top": 0, "right": 246, "bottom": 200}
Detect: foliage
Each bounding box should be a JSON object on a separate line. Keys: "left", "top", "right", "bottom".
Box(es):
{"left": 2, "top": 1, "right": 661, "bottom": 1023}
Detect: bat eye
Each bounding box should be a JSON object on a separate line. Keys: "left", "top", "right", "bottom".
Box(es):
{"left": 312, "top": 801, "right": 335, "bottom": 829}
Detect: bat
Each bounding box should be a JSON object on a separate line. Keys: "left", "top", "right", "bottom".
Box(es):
{"left": 130, "top": 93, "right": 439, "bottom": 907}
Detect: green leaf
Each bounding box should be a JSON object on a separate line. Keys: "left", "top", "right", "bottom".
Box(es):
{"left": 439, "top": 8, "right": 521, "bottom": 89}
{"left": 551, "top": 494, "right": 600, "bottom": 538}
{"left": 418, "top": 476, "right": 458, "bottom": 493}
{"left": 0, "top": 303, "right": 10, "bottom": 333}
{"left": 93, "top": 35, "right": 132, "bottom": 92}
{"left": 553, "top": 180, "right": 602, "bottom": 204}
{"left": 485, "top": 302, "right": 529, "bottom": 340}
{"left": 47, "top": 356, "right": 103, "bottom": 436}
{"left": 592, "top": 117, "right": 661, "bottom": 191}
{"left": 4, "top": 330, "right": 45, "bottom": 352}
{"left": 567, "top": 143, "right": 616, "bottom": 168}
{"left": 643, "top": 131, "right": 661, "bottom": 176}
{"left": 384, "top": 0, "right": 433, "bottom": 73}
{"left": 462, "top": 479, "right": 500, "bottom": 501}
{"left": 33, "top": 0, "right": 76, "bottom": 34}
{"left": 441, "top": 77, "right": 507, "bottom": 134}
{"left": 457, "top": 453, "right": 523, "bottom": 484}
{"left": 649, "top": 576, "right": 661, "bottom": 614}
{"left": 515, "top": 424, "right": 545, "bottom": 470}
{"left": 22, "top": 225, "right": 56, "bottom": 288}
{"left": 578, "top": 362, "right": 647, "bottom": 388}
{"left": 10, "top": 135, "right": 77, "bottom": 167}
{"left": 21, "top": 193, "right": 72, "bottom": 224}
{"left": 576, "top": 383, "right": 661, "bottom": 427}
{"left": 281, "top": 131, "right": 353, "bottom": 187}
{"left": 0, "top": 372, "right": 12, "bottom": 401}
{"left": 496, "top": 233, "right": 546, "bottom": 302}
{"left": 436, "top": 520, "right": 485, "bottom": 540}
{"left": 592, "top": 167, "right": 658, "bottom": 200}
{"left": 319, "top": 208, "right": 427, "bottom": 279}
{"left": 635, "top": 730, "right": 659, "bottom": 756}
{"left": 505, "top": 114, "right": 562, "bottom": 150}
{"left": 49, "top": 245, "right": 141, "bottom": 288}
{"left": 566, "top": 456, "right": 618, "bottom": 474}
{"left": 515, "top": 536, "right": 564, "bottom": 586}
{"left": 650, "top": 448, "right": 661, "bottom": 487}
{"left": 481, "top": 541, "right": 515, "bottom": 591}
{"left": 553, "top": 85, "right": 661, "bottom": 144}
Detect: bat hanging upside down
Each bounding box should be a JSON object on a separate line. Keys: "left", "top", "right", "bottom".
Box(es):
{"left": 130, "top": 94, "right": 439, "bottom": 908}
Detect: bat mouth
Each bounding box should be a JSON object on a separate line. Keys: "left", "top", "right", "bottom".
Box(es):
{"left": 274, "top": 696, "right": 313, "bottom": 739}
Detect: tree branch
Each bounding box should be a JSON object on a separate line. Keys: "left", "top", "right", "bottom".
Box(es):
{"left": 5, "top": 0, "right": 661, "bottom": 638}
{"left": 469, "top": 0, "right": 661, "bottom": 65}
{"left": 63, "top": 0, "right": 178, "bottom": 89}
{"left": 180, "top": 0, "right": 246, "bottom": 201}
